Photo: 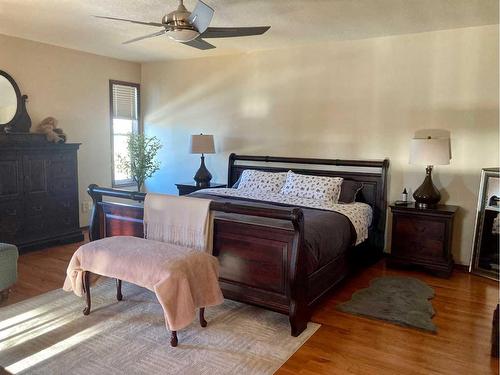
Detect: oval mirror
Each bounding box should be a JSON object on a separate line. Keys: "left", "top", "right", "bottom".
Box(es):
{"left": 0, "top": 74, "right": 18, "bottom": 125}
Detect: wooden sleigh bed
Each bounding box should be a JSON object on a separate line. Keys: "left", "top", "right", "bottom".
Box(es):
{"left": 87, "top": 154, "right": 389, "bottom": 336}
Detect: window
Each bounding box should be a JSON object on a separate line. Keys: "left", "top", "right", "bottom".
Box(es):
{"left": 110, "top": 80, "right": 140, "bottom": 187}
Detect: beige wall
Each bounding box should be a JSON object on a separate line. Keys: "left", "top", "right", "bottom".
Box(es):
{"left": 142, "top": 25, "right": 499, "bottom": 265}
{"left": 0, "top": 34, "right": 141, "bottom": 226}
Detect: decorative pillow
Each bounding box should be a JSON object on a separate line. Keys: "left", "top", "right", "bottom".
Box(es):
{"left": 237, "top": 170, "right": 287, "bottom": 193}
{"left": 280, "top": 171, "right": 343, "bottom": 202}
{"left": 338, "top": 180, "right": 364, "bottom": 204}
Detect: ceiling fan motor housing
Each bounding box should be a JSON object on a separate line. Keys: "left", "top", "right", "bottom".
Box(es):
{"left": 162, "top": 0, "right": 200, "bottom": 42}
{"left": 163, "top": 2, "right": 194, "bottom": 30}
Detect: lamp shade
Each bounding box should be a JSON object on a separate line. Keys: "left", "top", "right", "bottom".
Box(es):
{"left": 190, "top": 134, "right": 215, "bottom": 154}
{"left": 410, "top": 137, "right": 451, "bottom": 166}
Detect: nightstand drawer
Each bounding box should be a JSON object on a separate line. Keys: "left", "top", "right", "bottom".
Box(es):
{"left": 394, "top": 215, "right": 446, "bottom": 244}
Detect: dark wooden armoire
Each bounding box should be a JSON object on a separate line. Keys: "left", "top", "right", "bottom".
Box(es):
{"left": 0, "top": 135, "right": 84, "bottom": 251}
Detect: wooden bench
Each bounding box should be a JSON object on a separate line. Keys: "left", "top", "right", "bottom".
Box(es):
{"left": 64, "top": 236, "right": 223, "bottom": 347}
{"left": 81, "top": 271, "right": 207, "bottom": 347}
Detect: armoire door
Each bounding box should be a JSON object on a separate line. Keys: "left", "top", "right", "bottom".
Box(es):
{"left": 23, "top": 151, "right": 51, "bottom": 239}
{"left": 46, "top": 150, "right": 79, "bottom": 235}
{"left": 0, "top": 150, "right": 23, "bottom": 242}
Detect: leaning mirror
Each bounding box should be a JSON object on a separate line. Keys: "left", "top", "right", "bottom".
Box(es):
{"left": 470, "top": 168, "right": 500, "bottom": 280}
{"left": 0, "top": 74, "right": 17, "bottom": 126}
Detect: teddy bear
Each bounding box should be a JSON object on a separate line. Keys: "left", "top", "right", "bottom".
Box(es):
{"left": 35, "top": 117, "right": 67, "bottom": 143}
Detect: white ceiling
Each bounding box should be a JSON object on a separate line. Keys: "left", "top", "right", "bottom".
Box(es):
{"left": 0, "top": 0, "right": 497, "bottom": 62}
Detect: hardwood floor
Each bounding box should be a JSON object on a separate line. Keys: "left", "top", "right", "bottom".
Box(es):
{"left": 1, "top": 233, "right": 88, "bottom": 306}
{"left": 279, "top": 264, "right": 499, "bottom": 375}
{"left": 2, "top": 235, "right": 499, "bottom": 375}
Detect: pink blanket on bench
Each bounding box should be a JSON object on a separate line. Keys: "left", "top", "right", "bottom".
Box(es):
{"left": 63, "top": 236, "right": 224, "bottom": 331}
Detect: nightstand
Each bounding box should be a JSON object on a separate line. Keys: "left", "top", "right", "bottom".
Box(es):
{"left": 175, "top": 182, "right": 226, "bottom": 196}
{"left": 388, "top": 203, "right": 458, "bottom": 278}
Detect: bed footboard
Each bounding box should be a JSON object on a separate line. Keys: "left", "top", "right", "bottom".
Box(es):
{"left": 87, "top": 185, "right": 309, "bottom": 336}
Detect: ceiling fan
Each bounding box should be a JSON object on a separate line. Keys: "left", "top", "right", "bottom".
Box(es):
{"left": 95, "top": 0, "right": 271, "bottom": 50}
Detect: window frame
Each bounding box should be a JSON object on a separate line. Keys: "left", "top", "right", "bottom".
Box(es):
{"left": 109, "top": 79, "right": 141, "bottom": 188}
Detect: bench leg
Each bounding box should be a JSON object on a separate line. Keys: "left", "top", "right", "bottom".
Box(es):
{"left": 170, "top": 331, "right": 178, "bottom": 347}
{"left": 170, "top": 308, "right": 206, "bottom": 348}
{"left": 116, "top": 279, "right": 123, "bottom": 301}
{"left": 83, "top": 271, "right": 91, "bottom": 316}
{"left": 199, "top": 307, "right": 207, "bottom": 328}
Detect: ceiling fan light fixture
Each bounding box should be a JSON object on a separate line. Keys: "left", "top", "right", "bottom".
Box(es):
{"left": 97, "top": 0, "right": 271, "bottom": 50}
{"left": 166, "top": 29, "right": 200, "bottom": 42}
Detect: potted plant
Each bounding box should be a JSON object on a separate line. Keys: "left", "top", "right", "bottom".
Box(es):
{"left": 117, "top": 134, "right": 162, "bottom": 192}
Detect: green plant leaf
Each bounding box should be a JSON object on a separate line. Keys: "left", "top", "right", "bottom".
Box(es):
{"left": 117, "top": 133, "right": 163, "bottom": 191}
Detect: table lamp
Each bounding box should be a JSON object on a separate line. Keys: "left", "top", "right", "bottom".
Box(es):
{"left": 190, "top": 134, "right": 215, "bottom": 188}
{"left": 410, "top": 136, "right": 451, "bottom": 208}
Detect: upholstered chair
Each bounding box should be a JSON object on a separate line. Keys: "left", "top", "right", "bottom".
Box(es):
{"left": 0, "top": 243, "right": 19, "bottom": 302}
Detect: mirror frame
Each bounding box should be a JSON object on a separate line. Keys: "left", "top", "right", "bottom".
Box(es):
{"left": 469, "top": 167, "right": 500, "bottom": 280}
{"left": 0, "top": 69, "right": 31, "bottom": 133}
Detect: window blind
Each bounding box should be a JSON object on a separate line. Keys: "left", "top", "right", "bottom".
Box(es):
{"left": 112, "top": 84, "right": 138, "bottom": 120}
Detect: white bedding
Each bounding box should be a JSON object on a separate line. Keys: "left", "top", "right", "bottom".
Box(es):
{"left": 197, "top": 187, "right": 373, "bottom": 245}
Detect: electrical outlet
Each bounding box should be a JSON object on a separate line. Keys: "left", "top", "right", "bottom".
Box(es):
{"left": 81, "top": 201, "right": 92, "bottom": 214}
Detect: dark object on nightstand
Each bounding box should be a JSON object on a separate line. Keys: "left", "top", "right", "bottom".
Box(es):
{"left": 389, "top": 203, "right": 458, "bottom": 278}
{"left": 394, "top": 200, "right": 410, "bottom": 206}
{"left": 412, "top": 166, "right": 442, "bottom": 208}
{"left": 493, "top": 304, "right": 499, "bottom": 357}
{"left": 409, "top": 137, "right": 451, "bottom": 209}
{"left": 190, "top": 134, "right": 215, "bottom": 188}
{"left": 175, "top": 182, "right": 226, "bottom": 196}
{"left": 193, "top": 155, "right": 212, "bottom": 188}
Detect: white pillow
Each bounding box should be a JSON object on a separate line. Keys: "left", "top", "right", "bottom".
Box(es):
{"left": 237, "top": 170, "right": 287, "bottom": 193}
{"left": 280, "top": 171, "right": 343, "bottom": 202}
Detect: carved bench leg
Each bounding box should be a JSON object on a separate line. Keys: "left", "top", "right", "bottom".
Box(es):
{"left": 116, "top": 279, "right": 123, "bottom": 301}
{"left": 170, "top": 308, "right": 207, "bottom": 348}
{"left": 83, "top": 271, "right": 91, "bottom": 316}
{"left": 199, "top": 307, "right": 207, "bottom": 328}
{"left": 170, "top": 331, "right": 178, "bottom": 347}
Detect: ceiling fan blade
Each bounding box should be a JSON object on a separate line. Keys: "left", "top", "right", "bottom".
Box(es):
{"left": 201, "top": 26, "right": 271, "bottom": 38}
{"left": 94, "top": 15, "right": 164, "bottom": 27}
{"left": 181, "top": 38, "right": 216, "bottom": 50}
{"left": 188, "top": 0, "right": 214, "bottom": 34}
{"left": 123, "top": 30, "right": 166, "bottom": 45}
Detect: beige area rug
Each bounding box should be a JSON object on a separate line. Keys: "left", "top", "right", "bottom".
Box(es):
{"left": 0, "top": 279, "right": 319, "bottom": 375}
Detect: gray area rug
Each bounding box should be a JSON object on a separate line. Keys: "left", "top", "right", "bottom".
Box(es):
{"left": 0, "top": 279, "right": 319, "bottom": 374}
{"left": 336, "top": 276, "right": 436, "bottom": 332}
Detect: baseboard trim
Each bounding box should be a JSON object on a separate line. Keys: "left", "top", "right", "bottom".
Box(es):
{"left": 384, "top": 251, "right": 470, "bottom": 273}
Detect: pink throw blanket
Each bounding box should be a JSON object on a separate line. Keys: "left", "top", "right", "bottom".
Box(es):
{"left": 63, "top": 236, "right": 224, "bottom": 331}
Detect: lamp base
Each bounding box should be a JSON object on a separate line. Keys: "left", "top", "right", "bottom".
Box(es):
{"left": 413, "top": 165, "right": 441, "bottom": 209}
{"left": 194, "top": 154, "right": 212, "bottom": 188}
{"left": 415, "top": 202, "right": 434, "bottom": 209}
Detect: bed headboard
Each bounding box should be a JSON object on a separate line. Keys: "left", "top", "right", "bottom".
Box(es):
{"left": 227, "top": 153, "right": 390, "bottom": 252}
